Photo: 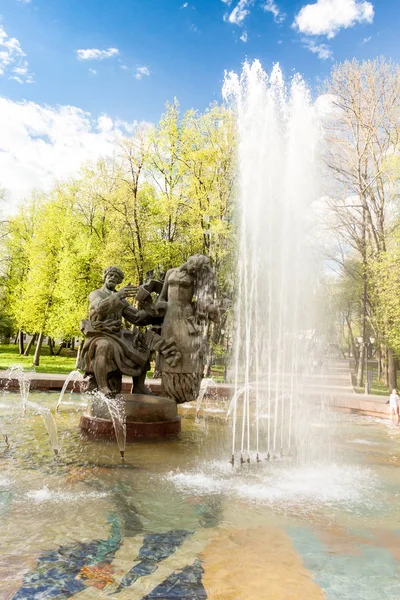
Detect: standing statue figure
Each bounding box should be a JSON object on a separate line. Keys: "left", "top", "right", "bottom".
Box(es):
{"left": 78, "top": 266, "right": 180, "bottom": 396}
{"left": 156, "top": 254, "right": 219, "bottom": 403}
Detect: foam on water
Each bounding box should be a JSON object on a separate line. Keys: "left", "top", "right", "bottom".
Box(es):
{"left": 352, "top": 438, "right": 380, "bottom": 446}
{"left": 0, "top": 476, "right": 12, "bottom": 488}
{"left": 25, "top": 487, "right": 109, "bottom": 503}
{"left": 167, "top": 461, "right": 378, "bottom": 509}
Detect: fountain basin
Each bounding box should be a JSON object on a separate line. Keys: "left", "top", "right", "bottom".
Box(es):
{"left": 80, "top": 393, "right": 181, "bottom": 439}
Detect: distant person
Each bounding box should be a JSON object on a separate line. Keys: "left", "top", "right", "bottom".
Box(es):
{"left": 388, "top": 389, "right": 400, "bottom": 425}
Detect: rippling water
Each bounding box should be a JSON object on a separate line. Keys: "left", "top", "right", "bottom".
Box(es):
{"left": 1, "top": 392, "right": 400, "bottom": 599}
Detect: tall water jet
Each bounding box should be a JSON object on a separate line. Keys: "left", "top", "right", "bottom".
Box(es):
{"left": 223, "top": 60, "right": 322, "bottom": 463}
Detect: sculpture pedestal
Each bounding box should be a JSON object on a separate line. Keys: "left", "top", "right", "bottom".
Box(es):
{"left": 79, "top": 393, "right": 181, "bottom": 440}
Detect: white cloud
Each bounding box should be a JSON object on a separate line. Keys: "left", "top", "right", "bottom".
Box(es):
{"left": 16, "top": 0, "right": 31, "bottom": 3}
{"left": 120, "top": 64, "right": 129, "bottom": 70}
{"left": 135, "top": 66, "right": 150, "bottom": 80}
{"left": 76, "top": 47, "right": 119, "bottom": 60}
{"left": 88, "top": 68, "right": 97, "bottom": 75}
{"left": 0, "top": 97, "right": 137, "bottom": 211}
{"left": 226, "top": 0, "right": 251, "bottom": 25}
{"left": 263, "top": 0, "right": 285, "bottom": 23}
{"left": 240, "top": 30, "right": 248, "bottom": 42}
{"left": 181, "top": 2, "right": 189, "bottom": 7}
{"left": 303, "top": 39, "right": 333, "bottom": 59}
{"left": 293, "top": 0, "right": 374, "bottom": 38}
{"left": 362, "top": 35, "right": 371, "bottom": 42}
{"left": 0, "top": 25, "right": 34, "bottom": 83}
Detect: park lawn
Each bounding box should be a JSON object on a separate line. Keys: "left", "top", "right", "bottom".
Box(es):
{"left": 354, "top": 372, "right": 390, "bottom": 396}
{"left": 0, "top": 344, "right": 78, "bottom": 374}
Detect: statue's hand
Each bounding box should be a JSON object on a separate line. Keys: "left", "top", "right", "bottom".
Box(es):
{"left": 155, "top": 300, "right": 168, "bottom": 316}
{"left": 116, "top": 284, "right": 139, "bottom": 299}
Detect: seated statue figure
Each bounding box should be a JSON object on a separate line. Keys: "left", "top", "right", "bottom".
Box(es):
{"left": 77, "top": 266, "right": 180, "bottom": 395}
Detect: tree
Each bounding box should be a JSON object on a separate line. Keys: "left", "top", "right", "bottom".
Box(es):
{"left": 322, "top": 58, "right": 400, "bottom": 387}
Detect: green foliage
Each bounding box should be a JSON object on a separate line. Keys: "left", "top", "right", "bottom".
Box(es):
{"left": 0, "top": 102, "right": 236, "bottom": 350}
{"left": 0, "top": 314, "right": 13, "bottom": 339}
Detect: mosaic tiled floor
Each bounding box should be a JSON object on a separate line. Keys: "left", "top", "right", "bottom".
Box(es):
{"left": 1, "top": 394, "right": 400, "bottom": 599}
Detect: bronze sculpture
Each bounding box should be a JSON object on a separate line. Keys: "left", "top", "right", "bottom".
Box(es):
{"left": 77, "top": 266, "right": 180, "bottom": 396}
{"left": 78, "top": 256, "right": 218, "bottom": 406}
{"left": 156, "top": 255, "right": 219, "bottom": 403}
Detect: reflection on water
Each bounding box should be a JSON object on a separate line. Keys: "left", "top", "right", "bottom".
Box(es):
{"left": 1, "top": 393, "right": 400, "bottom": 599}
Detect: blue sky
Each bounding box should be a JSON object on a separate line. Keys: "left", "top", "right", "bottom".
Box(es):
{"left": 0, "top": 0, "right": 398, "bottom": 206}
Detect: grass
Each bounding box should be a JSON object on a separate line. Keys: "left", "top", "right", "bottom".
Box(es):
{"left": 0, "top": 344, "right": 78, "bottom": 374}
{"left": 353, "top": 360, "right": 390, "bottom": 396}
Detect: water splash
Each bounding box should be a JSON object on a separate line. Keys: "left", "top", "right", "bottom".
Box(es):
{"left": 196, "top": 378, "right": 218, "bottom": 416}
{"left": 167, "top": 461, "right": 378, "bottom": 510}
{"left": 6, "top": 364, "right": 32, "bottom": 414}
{"left": 4, "top": 364, "right": 59, "bottom": 454}
{"left": 56, "top": 370, "right": 83, "bottom": 413}
{"left": 90, "top": 392, "right": 127, "bottom": 458}
{"left": 25, "top": 401, "right": 59, "bottom": 455}
{"left": 223, "top": 60, "right": 322, "bottom": 462}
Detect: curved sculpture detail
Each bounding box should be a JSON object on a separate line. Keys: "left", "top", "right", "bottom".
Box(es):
{"left": 156, "top": 254, "right": 219, "bottom": 403}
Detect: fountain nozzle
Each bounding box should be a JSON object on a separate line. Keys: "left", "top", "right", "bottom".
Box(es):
{"left": 266, "top": 452, "right": 270, "bottom": 461}
{"left": 4, "top": 434, "right": 9, "bottom": 447}
{"left": 240, "top": 455, "right": 245, "bottom": 465}
{"left": 53, "top": 448, "right": 59, "bottom": 456}
{"left": 120, "top": 450, "right": 125, "bottom": 460}
{"left": 256, "top": 453, "right": 261, "bottom": 463}
{"left": 230, "top": 454, "right": 235, "bottom": 466}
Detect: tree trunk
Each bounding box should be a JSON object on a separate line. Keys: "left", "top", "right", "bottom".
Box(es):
{"left": 345, "top": 315, "right": 358, "bottom": 369}
{"left": 48, "top": 338, "right": 55, "bottom": 356}
{"left": 23, "top": 333, "right": 37, "bottom": 356}
{"left": 356, "top": 208, "right": 367, "bottom": 388}
{"left": 356, "top": 343, "right": 365, "bottom": 388}
{"left": 383, "top": 346, "right": 389, "bottom": 387}
{"left": 377, "top": 348, "right": 382, "bottom": 381}
{"left": 71, "top": 338, "right": 75, "bottom": 351}
{"left": 18, "top": 330, "right": 24, "bottom": 355}
{"left": 56, "top": 341, "right": 66, "bottom": 356}
{"left": 33, "top": 331, "right": 44, "bottom": 367}
{"left": 388, "top": 348, "right": 397, "bottom": 390}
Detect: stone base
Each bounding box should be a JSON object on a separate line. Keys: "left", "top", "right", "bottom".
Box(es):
{"left": 80, "top": 414, "right": 181, "bottom": 440}
{"left": 80, "top": 392, "right": 181, "bottom": 440}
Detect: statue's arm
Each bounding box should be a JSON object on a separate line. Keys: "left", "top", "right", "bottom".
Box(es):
{"left": 122, "top": 304, "right": 140, "bottom": 324}
{"left": 154, "top": 269, "right": 174, "bottom": 317}
{"left": 89, "top": 290, "right": 124, "bottom": 318}
{"left": 157, "top": 269, "right": 173, "bottom": 303}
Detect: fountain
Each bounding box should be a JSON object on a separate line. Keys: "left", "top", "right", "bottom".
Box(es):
{"left": 78, "top": 257, "right": 219, "bottom": 443}
{"left": 55, "top": 369, "right": 84, "bottom": 413}
{"left": 223, "top": 61, "right": 322, "bottom": 465}
{"left": 2, "top": 366, "right": 60, "bottom": 455}
{"left": 1, "top": 60, "right": 399, "bottom": 600}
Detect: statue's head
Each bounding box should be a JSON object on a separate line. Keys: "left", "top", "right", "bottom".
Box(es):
{"left": 185, "top": 254, "right": 211, "bottom": 275}
{"left": 102, "top": 266, "right": 124, "bottom": 290}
